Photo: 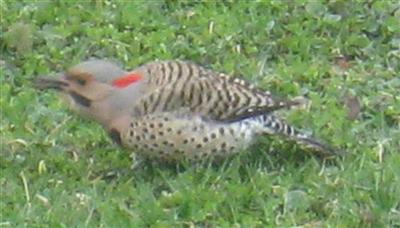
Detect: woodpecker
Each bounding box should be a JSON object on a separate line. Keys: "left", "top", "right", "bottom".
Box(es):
{"left": 35, "top": 59, "right": 339, "bottom": 162}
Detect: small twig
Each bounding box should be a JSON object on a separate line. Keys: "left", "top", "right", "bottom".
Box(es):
{"left": 35, "top": 194, "right": 50, "bottom": 207}
{"left": 84, "top": 208, "right": 95, "bottom": 227}
{"left": 378, "top": 142, "right": 384, "bottom": 164}
{"left": 209, "top": 21, "right": 214, "bottom": 34}
{"left": 19, "top": 171, "right": 31, "bottom": 208}
{"left": 6, "top": 139, "right": 28, "bottom": 147}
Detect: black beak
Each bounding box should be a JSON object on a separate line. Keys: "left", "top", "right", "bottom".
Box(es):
{"left": 34, "top": 76, "right": 69, "bottom": 91}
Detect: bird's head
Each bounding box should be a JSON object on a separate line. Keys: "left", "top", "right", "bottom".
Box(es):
{"left": 35, "top": 59, "right": 144, "bottom": 129}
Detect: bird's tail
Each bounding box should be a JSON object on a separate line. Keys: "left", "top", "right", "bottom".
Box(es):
{"left": 258, "top": 114, "right": 340, "bottom": 156}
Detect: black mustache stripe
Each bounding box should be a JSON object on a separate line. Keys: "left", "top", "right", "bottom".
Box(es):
{"left": 69, "top": 91, "right": 91, "bottom": 107}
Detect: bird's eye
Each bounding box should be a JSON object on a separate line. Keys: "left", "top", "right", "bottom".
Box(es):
{"left": 77, "top": 79, "right": 86, "bottom": 86}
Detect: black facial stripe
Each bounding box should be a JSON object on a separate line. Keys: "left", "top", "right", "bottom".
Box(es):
{"left": 69, "top": 91, "right": 91, "bottom": 107}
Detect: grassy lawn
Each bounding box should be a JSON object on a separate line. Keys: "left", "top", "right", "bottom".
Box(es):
{"left": 1, "top": 1, "right": 399, "bottom": 227}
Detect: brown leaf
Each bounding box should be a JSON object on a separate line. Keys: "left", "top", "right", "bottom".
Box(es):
{"left": 334, "top": 55, "right": 352, "bottom": 70}
{"left": 343, "top": 93, "right": 361, "bottom": 120}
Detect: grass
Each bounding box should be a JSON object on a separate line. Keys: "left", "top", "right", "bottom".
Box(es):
{"left": 1, "top": 1, "right": 399, "bottom": 227}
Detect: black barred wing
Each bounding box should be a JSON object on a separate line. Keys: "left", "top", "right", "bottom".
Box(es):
{"left": 132, "top": 61, "right": 298, "bottom": 122}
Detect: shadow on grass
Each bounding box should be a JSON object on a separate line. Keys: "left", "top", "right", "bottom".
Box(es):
{"left": 90, "top": 139, "right": 343, "bottom": 187}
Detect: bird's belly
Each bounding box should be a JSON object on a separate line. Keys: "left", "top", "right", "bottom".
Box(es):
{"left": 121, "top": 114, "right": 258, "bottom": 162}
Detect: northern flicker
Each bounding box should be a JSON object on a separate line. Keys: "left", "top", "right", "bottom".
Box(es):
{"left": 35, "top": 59, "right": 339, "bottom": 163}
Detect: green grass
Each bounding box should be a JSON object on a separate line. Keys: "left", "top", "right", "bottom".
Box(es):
{"left": 1, "top": 1, "right": 400, "bottom": 227}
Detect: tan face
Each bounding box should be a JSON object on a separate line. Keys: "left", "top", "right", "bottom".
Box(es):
{"left": 35, "top": 69, "right": 114, "bottom": 118}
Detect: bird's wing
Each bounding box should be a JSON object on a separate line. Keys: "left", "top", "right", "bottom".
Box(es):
{"left": 132, "top": 61, "right": 299, "bottom": 122}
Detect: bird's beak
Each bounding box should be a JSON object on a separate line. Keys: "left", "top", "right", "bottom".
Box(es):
{"left": 34, "top": 73, "right": 69, "bottom": 91}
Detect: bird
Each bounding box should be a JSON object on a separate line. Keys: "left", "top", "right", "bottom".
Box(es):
{"left": 35, "top": 59, "right": 339, "bottom": 163}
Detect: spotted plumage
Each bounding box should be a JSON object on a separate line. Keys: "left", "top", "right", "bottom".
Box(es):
{"left": 35, "top": 59, "right": 339, "bottom": 164}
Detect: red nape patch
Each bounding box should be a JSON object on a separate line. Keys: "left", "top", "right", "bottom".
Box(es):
{"left": 112, "top": 73, "right": 143, "bottom": 88}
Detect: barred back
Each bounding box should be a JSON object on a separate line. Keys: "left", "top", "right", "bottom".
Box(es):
{"left": 133, "top": 61, "right": 299, "bottom": 122}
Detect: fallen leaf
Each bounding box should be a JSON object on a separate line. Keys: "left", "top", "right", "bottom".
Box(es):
{"left": 334, "top": 55, "right": 352, "bottom": 70}
{"left": 343, "top": 93, "right": 361, "bottom": 120}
